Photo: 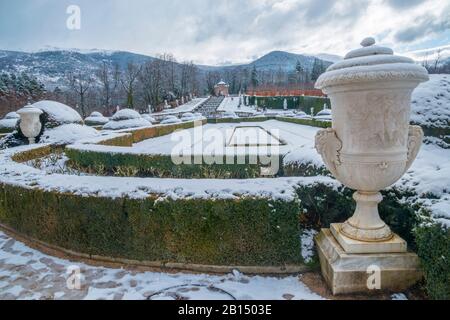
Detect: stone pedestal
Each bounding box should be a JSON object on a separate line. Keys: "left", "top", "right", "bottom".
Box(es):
{"left": 315, "top": 228, "right": 422, "bottom": 295}
{"left": 330, "top": 223, "right": 407, "bottom": 254}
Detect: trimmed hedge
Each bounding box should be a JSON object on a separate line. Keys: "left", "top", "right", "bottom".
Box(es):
{"left": 296, "top": 183, "right": 450, "bottom": 299}
{"left": 65, "top": 150, "right": 282, "bottom": 179}
{"left": 0, "top": 128, "right": 14, "bottom": 134}
{"left": 208, "top": 117, "right": 274, "bottom": 124}
{"left": 415, "top": 224, "right": 450, "bottom": 300}
{"left": 0, "top": 183, "right": 302, "bottom": 266}
{"left": 11, "top": 145, "right": 53, "bottom": 163}
{"left": 276, "top": 117, "right": 332, "bottom": 129}
{"left": 247, "top": 96, "right": 330, "bottom": 114}
{"left": 296, "top": 184, "right": 421, "bottom": 246}
{"left": 124, "top": 120, "right": 206, "bottom": 143}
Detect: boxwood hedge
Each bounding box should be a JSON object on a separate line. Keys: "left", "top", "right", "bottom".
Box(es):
{"left": 65, "top": 150, "right": 277, "bottom": 179}
{"left": 0, "top": 183, "right": 302, "bottom": 266}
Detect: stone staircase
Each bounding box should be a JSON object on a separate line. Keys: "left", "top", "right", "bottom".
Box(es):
{"left": 194, "top": 96, "right": 225, "bottom": 118}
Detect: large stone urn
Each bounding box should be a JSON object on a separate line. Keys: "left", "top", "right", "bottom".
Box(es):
{"left": 314, "top": 38, "right": 429, "bottom": 295}
{"left": 17, "top": 104, "right": 43, "bottom": 144}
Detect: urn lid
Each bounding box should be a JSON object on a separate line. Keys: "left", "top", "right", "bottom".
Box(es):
{"left": 17, "top": 103, "right": 44, "bottom": 116}
{"left": 315, "top": 37, "right": 429, "bottom": 90}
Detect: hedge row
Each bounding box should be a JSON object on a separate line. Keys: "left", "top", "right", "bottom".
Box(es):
{"left": 0, "top": 128, "right": 14, "bottom": 134}
{"left": 208, "top": 117, "right": 274, "bottom": 124}
{"left": 276, "top": 117, "right": 332, "bottom": 129}
{"left": 247, "top": 96, "right": 330, "bottom": 114}
{"left": 123, "top": 120, "right": 206, "bottom": 144}
{"left": 415, "top": 224, "right": 450, "bottom": 300}
{"left": 0, "top": 183, "right": 302, "bottom": 266}
{"left": 296, "top": 183, "right": 449, "bottom": 300}
{"left": 65, "top": 150, "right": 281, "bottom": 179}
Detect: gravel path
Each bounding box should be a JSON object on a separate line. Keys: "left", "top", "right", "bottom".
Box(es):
{"left": 0, "top": 231, "right": 324, "bottom": 300}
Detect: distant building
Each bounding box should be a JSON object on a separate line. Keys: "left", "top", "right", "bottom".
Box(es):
{"left": 214, "top": 81, "right": 229, "bottom": 97}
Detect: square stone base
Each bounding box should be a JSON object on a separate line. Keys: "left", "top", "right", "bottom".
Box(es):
{"left": 330, "top": 223, "right": 408, "bottom": 254}
{"left": 315, "top": 229, "right": 423, "bottom": 295}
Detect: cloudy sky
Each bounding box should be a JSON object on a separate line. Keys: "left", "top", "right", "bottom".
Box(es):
{"left": 0, "top": 0, "right": 449, "bottom": 65}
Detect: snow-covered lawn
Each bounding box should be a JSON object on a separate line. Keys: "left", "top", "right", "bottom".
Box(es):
{"left": 411, "top": 74, "right": 450, "bottom": 128}
{"left": 130, "top": 120, "right": 321, "bottom": 164}
{"left": 217, "top": 97, "right": 257, "bottom": 114}
{"left": 0, "top": 231, "right": 323, "bottom": 300}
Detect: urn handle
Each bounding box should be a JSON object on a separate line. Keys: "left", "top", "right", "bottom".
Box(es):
{"left": 405, "top": 125, "right": 424, "bottom": 173}
{"left": 315, "top": 128, "right": 342, "bottom": 178}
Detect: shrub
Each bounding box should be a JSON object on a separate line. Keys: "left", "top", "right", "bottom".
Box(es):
{"left": 247, "top": 96, "right": 330, "bottom": 114}
{"left": 295, "top": 184, "right": 422, "bottom": 246}
{"left": 276, "top": 117, "right": 332, "bottom": 128}
{"left": 415, "top": 223, "right": 450, "bottom": 300}
{"left": 65, "top": 150, "right": 278, "bottom": 179}
{"left": 0, "top": 183, "right": 303, "bottom": 266}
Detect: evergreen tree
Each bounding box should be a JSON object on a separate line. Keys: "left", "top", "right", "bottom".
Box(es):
{"left": 311, "top": 58, "right": 326, "bottom": 82}
{"left": 251, "top": 66, "right": 259, "bottom": 88}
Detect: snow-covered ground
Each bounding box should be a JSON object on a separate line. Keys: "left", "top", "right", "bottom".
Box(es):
{"left": 411, "top": 74, "right": 450, "bottom": 128}
{"left": 0, "top": 230, "right": 323, "bottom": 300}
{"left": 150, "top": 98, "right": 209, "bottom": 116}
{"left": 89, "top": 120, "right": 323, "bottom": 167}
{"left": 396, "top": 143, "right": 450, "bottom": 227}
{"left": 217, "top": 97, "right": 257, "bottom": 114}
{"left": 5, "top": 118, "right": 449, "bottom": 226}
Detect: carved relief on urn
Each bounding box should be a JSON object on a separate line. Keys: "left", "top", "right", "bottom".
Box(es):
{"left": 315, "top": 37, "right": 429, "bottom": 243}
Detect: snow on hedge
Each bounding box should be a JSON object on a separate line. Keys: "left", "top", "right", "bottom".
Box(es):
{"left": 32, "top": 100, "right": 83, "bottom": 125}
{"left": 0, "top": 143, "right": 337, "bottom": 201}
{"left": 141, "top": 114, "right": 157, "bottom": 123}
{"left": 39, "top": 124, "right": 100, "bottom": 145}
{"left": 4, "top": 112, "right": 20, "bottom": 119}
{"left": 103, "top": 118, "right": 151, "bottom": 130}
{"left": 112, "top": 109, "right": 141, "bottom": 121}
{"left": 0, "top": 119, "right": 18, "bottom": 131}
{"left": 396, "top": 142, "right": 450, "bottom": 227}
{"left": 0, "top": 112, "right": 20, "bottom": 131}
{"left": 102, "top": 109, "right": 152, "bottom": 130}
{"left": 85, "top": 111, "right": 109, "bottom": 125}
{"left": 411, "top": 74, "right": 450, "bottom": 128}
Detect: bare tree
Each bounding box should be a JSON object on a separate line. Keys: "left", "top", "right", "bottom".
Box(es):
{"left": 432, "top": 49, "right": 442, "bottom": 74}
{"left": 97, "top": 61, "right": 112, "bottom": 110}
{"left": 120, "top": 62, "right": 141, "bottom": 109}
{"left": 139, "top": 59, "right": 163, "bottom": 111}
{"left": 68, "top": 72, "right": 93, "bottom": 118}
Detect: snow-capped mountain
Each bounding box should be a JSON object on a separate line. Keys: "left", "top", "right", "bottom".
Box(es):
{"left": 247, "top": 50, "right": 333, "bottom": 72}
{"left": 0, "top": 50, "right": 153, "bottom": 89}
{"left": 0, "top": 49, "right": 334, "bottom": 89}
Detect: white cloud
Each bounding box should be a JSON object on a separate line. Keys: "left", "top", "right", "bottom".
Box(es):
{"left": 0, "top": 0, "right": 448, "bottom": 65}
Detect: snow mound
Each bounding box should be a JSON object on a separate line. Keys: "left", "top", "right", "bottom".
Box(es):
{"left": 141, "top": 114, "right": 157, "bottom": 123}
{"left": 4, "top": 112, "right": 20, "bottom": 119}
{"left": 104, "top": 109, "right": 151, "bottom": 130}
{"left": 103, "top": 118, "right": 151, "bottom": 130}
{"left": 32, "top": 100, "right": 83, "bottom": 125}
{"left": 411, "top": 74, "right": 450, "bottom": 128}
{"left": 112, "top": 109, "right": 141, "bottom": 121}
{"left": 0, "top": 116, "right": 18, "bottom": 131}
{"left": 40, "top": 124, "right": 100, "bottom": 145}
{"left": 160, "top": 116, "right": 181, "bottom": 125}
{"left": 85, "top": 112, "right": 109, "bottom": 125}
{"left": 89, "top": 111, "right": 104, "bottom": 118}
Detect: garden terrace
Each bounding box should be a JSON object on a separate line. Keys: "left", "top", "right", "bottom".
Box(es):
{"left": 65, "top": 120, "right": 326, "bottom": 178}
{"left": 0, "top": 118, "right": 448, "bottom": 298}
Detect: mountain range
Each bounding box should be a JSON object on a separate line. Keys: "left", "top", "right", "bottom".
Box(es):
{"left": 0, "top": 49, "right": 339, "bottom": 89}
